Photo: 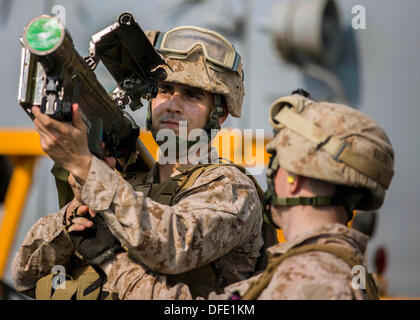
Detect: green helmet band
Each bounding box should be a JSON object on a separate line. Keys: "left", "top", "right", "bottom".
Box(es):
{"left": 264, "top": 151, "right": 360, "bottom": 226}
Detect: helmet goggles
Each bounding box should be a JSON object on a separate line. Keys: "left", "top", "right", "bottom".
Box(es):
{"left": 155, "top": 26, "right": 243, "bottom": 78}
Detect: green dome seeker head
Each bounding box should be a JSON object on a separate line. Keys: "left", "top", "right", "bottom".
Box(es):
{"left": 25, "top": 16, "right": 63, "bottom": 53}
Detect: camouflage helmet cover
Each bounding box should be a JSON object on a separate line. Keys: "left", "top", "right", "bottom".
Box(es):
{"left": 266, "top": 94, "right": 395, "bottom": 210}
{"left": 145, "top": 30, "right": 244, "bottom": 118}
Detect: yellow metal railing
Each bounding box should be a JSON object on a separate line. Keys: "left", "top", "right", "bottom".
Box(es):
{"left": 0, "top": 129, "right": 43, "bottom": 278}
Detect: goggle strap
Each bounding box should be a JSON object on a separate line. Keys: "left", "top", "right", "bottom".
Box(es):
{"left": 232, "top": 52, "right": 244, "bottom": 80}
{"left": 154, "top": 32, "right": 164, "bottom": 50}
{"left": 232, "top": 52, "right": 241, "bottom": 72}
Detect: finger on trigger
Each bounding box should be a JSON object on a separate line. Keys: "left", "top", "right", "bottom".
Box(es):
{"left": 72, "top": 217, "right": 93, "bottom": 227}
{"left": 68, "top": 224, "right": 86, "bottom": 233}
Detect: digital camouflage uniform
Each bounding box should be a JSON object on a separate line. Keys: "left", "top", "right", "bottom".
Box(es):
{"left": 211, "top": 223, "right": 371, "bottom": 300}
{"left": 12, "top": 152, "right": 264, "bottom": 299}
{"left": 211, "top": 93, "right": 395, "bottom": 300}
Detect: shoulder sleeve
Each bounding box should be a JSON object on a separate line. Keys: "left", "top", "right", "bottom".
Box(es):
{"left": 259, "top": 251, "right": 361, "bottom": 300}
{"left": 11, "top": 205, "right": 74, "bottom": 294}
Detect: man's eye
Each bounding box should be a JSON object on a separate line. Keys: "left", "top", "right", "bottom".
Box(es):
{"left": 186, "top": 90, "right": 202, "bottom": 99}
{"left": 159, "top": 87, "right": 171, "bottom": 94}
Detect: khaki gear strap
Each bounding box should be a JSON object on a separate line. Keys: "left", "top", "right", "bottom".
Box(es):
{"left": 274, "top": 107, "right": 394, "bottom": 189}
{"left": 36, "top": 265, "right": 108, "bottom": 300}
{"left": 51, "top": 164, "right": 73, "bottom": 209}
{"left": 180, "top": 166, "right": 206, "bottom": 191}
{"left": 36, "top": 274, "right": 75, "bottom": 300}
{"left": 137, "top": 162, "right": 233, "bottom": 205}
{"left": 163, "top": 161, "right": 268, "bottom": 209}
{"left": 242, "top": 243, "right": 378, "bottom": 300}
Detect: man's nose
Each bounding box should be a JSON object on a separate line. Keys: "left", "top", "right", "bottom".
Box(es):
{"left": 167, "top": 91, "right": 183, "bottom": 113}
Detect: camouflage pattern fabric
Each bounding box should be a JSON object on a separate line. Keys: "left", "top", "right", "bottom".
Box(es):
{"left": 12, "top": 155, "right": 263, "bottom": 299}
{"left": 209, "top": 223, "right": 372, "bottom": 300}
{"left": 267, "top": 94, "right": 395, "bottom": 210}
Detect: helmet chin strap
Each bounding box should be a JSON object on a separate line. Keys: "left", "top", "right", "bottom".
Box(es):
{"left": 263, "top": 152, "right": 362, "bottom": 227}
{"left": 270, "top": 189, "right": 362, "bottom": 223}
{"left": 146, "top": 94, "right": 225, "bottom": 147}
{"left": 263, "top": 152, "right": 282, "bottom": 229}
{"left": 146, "top": 100, "right": 158, "bottom": 141}
{"left": 202, "top": 94, "right": 224, "bottom": 137}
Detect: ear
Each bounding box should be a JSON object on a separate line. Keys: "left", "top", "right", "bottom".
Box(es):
{"left": 273, "top": 167, "right": 286, "bottom": 197}
{"left": 218, "top": 107, "right": 228, "bottom": 126}
{"left": 287, "top": 172, "right": 300, "bottom": 195}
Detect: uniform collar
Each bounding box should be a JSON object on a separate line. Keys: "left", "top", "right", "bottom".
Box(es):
{"left": 149, "top": 146, "right": 220, "bottom": 182}
{"left": 266, "top": 223, "right": 369, "bottom": 258}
